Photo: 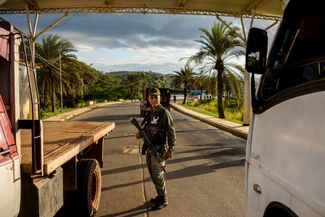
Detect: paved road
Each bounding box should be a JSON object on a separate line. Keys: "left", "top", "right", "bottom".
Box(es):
{"left": 73, "top": 102, "right": 246, "bottom": 217}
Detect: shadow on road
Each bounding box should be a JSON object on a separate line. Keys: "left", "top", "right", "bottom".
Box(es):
{"left": 101, "top": 177, "right": 151, "bottom": 191}
{"left": 102, "top": 164, "right": 144, "bottom": 176}
{"left": 214, "top": 159, "right": 245, "bottom": 169}
{"left": 166, "top": 157, "right": 245, "bottom": 180}
{"left": 102, "top": 145, "right": 245, "bottom": 191}
{"left": 101, "top": 202, "right": 150, "bottom": 217}
{"left": 166, "top": 142, "right": 245, "bottom": 180}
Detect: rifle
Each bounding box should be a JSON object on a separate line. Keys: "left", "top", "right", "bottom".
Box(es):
{"left": 130, "top": 117, "right": 166, "bottom": 172}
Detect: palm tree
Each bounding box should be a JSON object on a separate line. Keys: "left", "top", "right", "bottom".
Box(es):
{"left": 223, "top": 66, "right": 244, "bottom": 107}
{"left": 194, "top": 70, "right": 208, "bottom": 100}
{"left": 138, "top": 73, "right": 151, "bottom": 99}
{"left": 189, "top": 22, "right": 245, "bottom": 118}
{"left": 125, "top": 73, "right": 141, "bottom": 97}
{"left": 36, "top": 35, "right": 78, "bottom": 112}
{"left": 67, "top": 61, "right": 98, "bottom": 106}
{"left": 172, "top": 63, "right": 196, "bottom": 104}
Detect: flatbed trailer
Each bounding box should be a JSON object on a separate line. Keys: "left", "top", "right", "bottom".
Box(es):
{"left": 18, "top": 121, "right": 115, "bottom": 217}
{"left": 20, "top": 121, "right": 115, "bottom": 175}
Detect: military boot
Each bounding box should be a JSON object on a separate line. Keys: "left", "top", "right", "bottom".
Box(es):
{"left": 150, "top": 196, "right": 160, "bottom": 203}
{"left": 151, "top": 196, "right": 168, "bottom": 210}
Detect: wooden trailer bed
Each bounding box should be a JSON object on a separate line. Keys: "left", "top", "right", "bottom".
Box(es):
{"left": 20, "top": 121, "right": 115, "bottom": 175}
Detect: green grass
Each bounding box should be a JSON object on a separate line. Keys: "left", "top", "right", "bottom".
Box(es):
{"left": 224, "top": 110, "right": 243, "bottom": 124}
{"left": 183, "top": 104, "right": 219, "bottom": 117}
{"left": 41, "top": 108, "right": 77, "bottom": 119}
{"left": 179, "top": 98, "right": 243, "bottom": 124}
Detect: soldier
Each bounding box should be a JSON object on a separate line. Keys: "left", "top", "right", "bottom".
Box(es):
{"left": 136, "top": 87, "right": 176, "bottom": 210}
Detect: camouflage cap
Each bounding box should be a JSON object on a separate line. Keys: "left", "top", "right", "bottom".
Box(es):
{"left": 148, "top": 87, "right": 160, "bottom": 96}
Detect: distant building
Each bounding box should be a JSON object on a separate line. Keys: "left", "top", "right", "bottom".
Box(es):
{"left": 189, "top": 90, "right": 207, "bottom": 97}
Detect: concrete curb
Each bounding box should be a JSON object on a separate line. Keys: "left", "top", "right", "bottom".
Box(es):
{"left": 170, "top": 103, "right": 248, "bottom": 139}
{"left": 44, "top": 101, "right": 124, "bottom": 122}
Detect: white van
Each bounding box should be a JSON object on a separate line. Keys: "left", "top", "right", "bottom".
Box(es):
{"left": 245, "top": 0, "right": 325, "bottom": 216}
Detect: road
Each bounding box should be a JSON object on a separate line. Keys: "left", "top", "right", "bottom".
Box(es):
{"left": 73, "top": 102, "right": 246, "bottom": 217}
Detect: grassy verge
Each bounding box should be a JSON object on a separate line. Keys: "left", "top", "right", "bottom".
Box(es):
{"left": 41, "top": 108, "right": 78, "bottom": 119}
{"left": 178, "top": 98, "right": 243, "bottom": 124}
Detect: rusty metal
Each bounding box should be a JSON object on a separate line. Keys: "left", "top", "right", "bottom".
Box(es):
{"left": 17, "top": 32, "right": 43, "bottom": 177}
{"left": 0, "top": 6, "right": 281, "bottom": 21}
{"left": 0, "top": 95, "right": 16, "bottom": 165}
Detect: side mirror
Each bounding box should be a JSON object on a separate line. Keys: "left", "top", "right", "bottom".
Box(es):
{"left": 245, "top": 28, "right": 268, "bottom": 74}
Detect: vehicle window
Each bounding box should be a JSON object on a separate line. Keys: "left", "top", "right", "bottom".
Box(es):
{"left": 259, "top": 14, "right": 325, "bottom": 100}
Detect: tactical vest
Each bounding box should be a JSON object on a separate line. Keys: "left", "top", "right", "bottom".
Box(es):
{"left": 143, "top": 107, "right": 167, "bottom": 150}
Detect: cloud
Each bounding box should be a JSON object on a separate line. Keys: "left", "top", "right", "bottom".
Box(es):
{"left": 74, "top": 43, "right": 96, "bottom": 51}
{"left": 76, "top": 45, "right": 194, "bottom": 72}
{"left": 1, "top": 13, "right": 278, "bottom": 73}
{"left": 93, "top": 62, "right": 181, "bottom": 74}
{"left": 46, "top": 14, "right": 216, "bottom": 50}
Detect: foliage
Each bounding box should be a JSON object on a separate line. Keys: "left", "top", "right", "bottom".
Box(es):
{"left": 84, "top": 71, "right": 123, "bottom": 101}
{"left": 36, "top": 35, "right": 79, "bottom": 112}
{"left": 41, "top": 107, "right": 76, "bottom": 119}
{"left": 193, "top": 70, "right": 209, "bottom": 100}
{"left": 35, "top": 36, "right": 175, "bottom": 111}
{"left": 84, "top": 71, "right": 169, "bottom": 101}
{"left": 183, "top": 98, "right": 243, "bottom": 124}
{"left": 188, "top": 21, "right": 245, "bottom": 118}
{"left": 172, "top": 63, "right": 196, "bottom": 104}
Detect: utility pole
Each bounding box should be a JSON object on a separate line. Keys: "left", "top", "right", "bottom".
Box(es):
{"left": 59, "top": 53, "right": 63, "bottom": 112}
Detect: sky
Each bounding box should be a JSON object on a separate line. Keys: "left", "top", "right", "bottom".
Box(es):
{"left": 1, "top": 13, "right": 279, "bottom": 74}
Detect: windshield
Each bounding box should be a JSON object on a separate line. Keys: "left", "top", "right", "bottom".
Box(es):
{"left": 259, "top": 13, "right": 325, "bottom": 101}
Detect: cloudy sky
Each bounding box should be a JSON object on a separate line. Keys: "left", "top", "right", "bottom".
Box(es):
{"left": 1, "top": 13, "right": 278, "bottom": 74}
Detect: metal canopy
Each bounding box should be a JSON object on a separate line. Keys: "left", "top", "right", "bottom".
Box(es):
{"left": 0, "top": 0, "right": 284, "bottom": 20}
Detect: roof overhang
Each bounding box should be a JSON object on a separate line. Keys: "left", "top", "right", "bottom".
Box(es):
{"left": 0, "top": 0, "right": 285, "bottom": 20}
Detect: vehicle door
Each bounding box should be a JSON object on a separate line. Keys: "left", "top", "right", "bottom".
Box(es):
{"left": 0, "top": 95, "right": 20, "bottom": 217}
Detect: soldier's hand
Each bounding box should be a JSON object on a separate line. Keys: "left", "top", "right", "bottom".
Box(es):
{"left": 165, "top": 150, "right": 174, "bottom": 159}
{"left": 136, "top": 131, "right": 142, "bottom": 139}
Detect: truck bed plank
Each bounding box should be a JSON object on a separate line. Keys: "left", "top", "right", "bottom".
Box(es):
{"left": 20, "top": 121, "right": 115, "bottom": 175}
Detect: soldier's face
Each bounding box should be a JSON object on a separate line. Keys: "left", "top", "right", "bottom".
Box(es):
{"left": 149, "top": 95, "right": 161, "bottom": 108}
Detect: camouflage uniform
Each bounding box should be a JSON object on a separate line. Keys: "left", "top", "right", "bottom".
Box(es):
{"left": 143, "top": 103, "right": 176, "bottom": 201}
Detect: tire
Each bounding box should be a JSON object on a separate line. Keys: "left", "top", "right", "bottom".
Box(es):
{"left": 264, "top": 202, "right": 298, "bottom": 217}
{"left": 77, "top": 159, "right": 102, "bottom": 217}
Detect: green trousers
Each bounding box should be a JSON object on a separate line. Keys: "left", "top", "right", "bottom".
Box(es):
{"left": 146, "top": 153, "right": 167, "bottom": 198}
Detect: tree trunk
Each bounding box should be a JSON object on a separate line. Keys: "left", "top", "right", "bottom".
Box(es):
{"left": 217, "top": 70, "right": 225, "bottom": 118}
{"left": 182, "top": 85, "right": 187, "bottom": 104}
{"left": 130, "top": 87, "right": 133, "bottom": 96}
{"left": 210, "top": 78, "right": 216, "bottom": 97}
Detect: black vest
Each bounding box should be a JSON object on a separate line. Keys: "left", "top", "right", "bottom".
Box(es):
{"left": 143, "top": 107, "right": 167, "bottom": 148}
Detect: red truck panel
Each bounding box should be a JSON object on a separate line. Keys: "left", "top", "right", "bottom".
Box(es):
{"left": 0, "top": 28, "right": 10, "bottom": 61}
{"left": 0, "top": 95, "right": 16, "bottom": 165}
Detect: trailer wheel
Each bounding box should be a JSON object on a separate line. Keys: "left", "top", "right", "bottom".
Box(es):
{"left": 77, "top": 159, "right": 102, "bottom": 217}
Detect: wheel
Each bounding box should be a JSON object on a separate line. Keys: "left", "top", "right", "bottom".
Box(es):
{"left": 264, "top": 202, "right": 298, "bottom": 217}
{"left": 77, "top": 159, "right": 102, "bottom": 217}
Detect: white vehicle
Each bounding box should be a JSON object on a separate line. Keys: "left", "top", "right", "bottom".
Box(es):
{"left": 245, "top": 0, "right": 325, "bottom": 216}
